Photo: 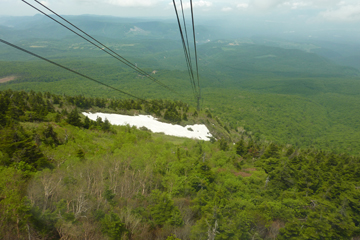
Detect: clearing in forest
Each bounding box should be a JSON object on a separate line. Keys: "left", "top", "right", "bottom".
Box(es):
{"left": 0, "top": 75, "right": 17, "bottom": 83}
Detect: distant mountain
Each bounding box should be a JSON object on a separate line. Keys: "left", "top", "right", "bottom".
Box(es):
{"left": 0, "top": 15, "right": 213, "bottom": 42}
{"left": 195, "top": 41, "right": 360, "bottom": 82}
{"left": 251, "top": 36, "right": 360, "bottom": 71}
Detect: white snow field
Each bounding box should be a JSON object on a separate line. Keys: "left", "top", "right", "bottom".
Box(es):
{"left": 82, "top": 112, "right": 213, "bottom": 141}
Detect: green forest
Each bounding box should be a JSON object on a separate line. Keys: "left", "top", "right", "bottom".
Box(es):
{"left": 1, "top": 14, "right": 360, "bottom": 240}
{"left": 1, "top": 90, "right": 360, "bottom": 239}
{"left": 1, "top": 56, "right": 360, "bottom": 154}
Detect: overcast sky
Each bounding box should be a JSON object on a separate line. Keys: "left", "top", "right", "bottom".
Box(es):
{"left": 1, "top": 0, "right": 360, "bottom": 22}
{"left": 1, "top": 0, "right": 360, "bottom": 43}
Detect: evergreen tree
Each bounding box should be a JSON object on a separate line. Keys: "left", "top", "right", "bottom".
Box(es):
{"left": 54, "top": 113, "right": 61, "bottom": 123}
{"left": 83, "top": 116, "right": 90, "bottom": 129}
{"left": 263, "top": 142, "right": 280, "bottom": 159}
{"left": 102, "top": 118, "right": 111, "bottom": 132}
{"left": 76, "top": 149, "right": 85, "bottom": 160}
{"left": 6, "top": 104, "right": 23, "bottom": 121}
{"left": 67, "top": 108, "right": 82, "bottom": 127}
{"left": 182, "top": 112, "right": 188, "bottom": 121}
{"left": 149, "top": 189, "right": 183, "bottom": 227}
{"left": 96, "top": 116, "right": 103, "bottom": 127}
{"left": 42, "top": 124, "right": 60, "bottom": 147}
{"left": 219, "top": 138, "right": 229, "bottom": 151}
{"left": 235, "top": 139, "right": 247, "bottom": 156}
{"left": 0, "top": 125, "right": 49, "bottom": 169}
{"left": 164, "top": 107, "right": 181, "bottom": 123}
{"left": 101, "top": 213, "right": 128, "bottom": 240}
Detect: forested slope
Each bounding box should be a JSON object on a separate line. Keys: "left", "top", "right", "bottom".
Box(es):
{"left": 1, "top": 90, "right": 360, "bottom": 239}
{"left": 2, "top": 56, "right": 360, "bottom": 154}
{"left": 1, "top": 28, "right": 360, "bottom": 154}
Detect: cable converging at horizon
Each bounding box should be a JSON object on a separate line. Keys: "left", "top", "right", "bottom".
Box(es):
{"left": 0, "top": 38, "right": 147, "bottom": 102}
{"left": 21, "top": 0, "right": 181, "bottom": 97}
{"left": 172, "top": 0, "right": 201, "bottom": 110}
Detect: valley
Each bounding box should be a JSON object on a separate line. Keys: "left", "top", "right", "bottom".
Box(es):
{"left": 1, "top": 31, "right": 359, "bottom": 154}
{"left": 1, "top": 13, "right": 360, "bottom": 240}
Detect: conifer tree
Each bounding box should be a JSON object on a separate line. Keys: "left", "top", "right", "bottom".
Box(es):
{"left": 67, "top": 108, "right": 82, "bottom": 127}
{"left": 235, "top": 139, "right": 247, "bottom": 156}
{"left": 263, "top": 142, "right": 280, "bottom": 159}
{"left": 42, "top": 124, "right": 60, "bottom": 147}
{"left": 84, "top": 116, "right": 90, "bottom": 129}
{"left": 219, "top": 138, "right": 228, "bottom": 151}
{"left": 102, "top": 118, "right": 111, "bottom": 132}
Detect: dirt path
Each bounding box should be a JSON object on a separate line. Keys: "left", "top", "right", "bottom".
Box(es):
{"left": 0, "top": 76, "right": 17, "bottom": 83}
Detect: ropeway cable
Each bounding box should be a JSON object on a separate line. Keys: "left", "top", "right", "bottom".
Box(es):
{"left": 172, "top": 0, "right": 201, "bottom": 110}
{"left": 21, "top": 0, "right": 181, "bottom": 96}
{"left": 0, "top": 38, "right": 147, "bottom": 102}
{"left": 172, "top": 0, "right": 198, "bottom": 97}
{"left": 190, "top": 0, "right": 201, "bottom": 95}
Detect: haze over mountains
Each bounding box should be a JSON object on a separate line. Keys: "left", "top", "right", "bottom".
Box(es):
{"left": 1, "top": 14, "right": 360, "bottom": 153}
{"left": 1, "top": 14, "right": 360, "bottom": 70}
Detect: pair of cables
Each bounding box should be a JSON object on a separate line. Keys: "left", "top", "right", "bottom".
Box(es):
{"left": 0, "top": 38, "right": 147, "bottom": 101}
{"left": 1, "top": 0, "right": 182, "bottom": 101}
{"left": 172, "top": 0, "right": 201, "bottom": 110}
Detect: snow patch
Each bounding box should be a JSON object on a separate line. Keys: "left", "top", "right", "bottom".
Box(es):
{"left": 82, "top": 112, "right": 213, "bottom": 141}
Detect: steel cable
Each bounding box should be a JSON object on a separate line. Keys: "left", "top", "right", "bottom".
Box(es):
{"left": 22, "top": 0, "right": 180, "bottom": 96}
{"left": 0, "top": 38, "right": 147, "bottom": 102}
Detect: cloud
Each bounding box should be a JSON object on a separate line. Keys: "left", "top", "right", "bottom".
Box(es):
{"left": 247, "top": 0, "right": 358, "bottom": 10}
{"left": 177, "top": 0, "right": 213, "bottom": 10}
{"left": 40, "top": 1, "right": 49, "bottom": 7}
{"left": 311, "top": 0, "right": 344, "bottom": 7}
{"left": 237, "top": 3, "right": 249, "bottom": 9}
{"left": 222, "top": 7, "right": 232, "bottom": 12}
{"left": 250, "top": 0, "right": 284, "bottom": 10}
{"left": 283, "top": 2, "right": 311, "bottom": 9}
{"left": 190, "top": 0, "right": 213, "bottom": 9}
{"left": 105, "top": 0, "right": 158, "bottom": 7}
{"left": 320, "top": 4, "right": 360, "bottom": 21}
{"left": 72, "top": 0, "right": 163, "bottom": 7}
{"left": 195, "top": 0, "right": 213, "bottom": 7}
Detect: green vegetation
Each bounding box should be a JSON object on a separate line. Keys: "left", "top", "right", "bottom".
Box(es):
{"left": 1, "top": 15, "right": 360, "bottom": 239}
{"left": 1, "top": 35, "right": 360, "bottom": 154}
{"left": 1, "top": 90, "right": 360, "bottom": 239}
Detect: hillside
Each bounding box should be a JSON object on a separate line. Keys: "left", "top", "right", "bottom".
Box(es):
{"left": 198, "top": 40, "right": 359, "bottom": 78}
{"left": 1, "top": 33, "right": 360, "bottom": 153}
{"left": 1, "top": 9, "right": 360, "bottom": 240}
{"left": 1, "top": 90, "right": 360, "bottom": 239}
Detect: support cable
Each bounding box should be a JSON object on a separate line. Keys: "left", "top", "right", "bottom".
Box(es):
{"left": 180, "top": 0, "right": 195, "bottom": 83}
{"left": 172, "top": 0, "right": 198, "bottom": 97}
{"left": 0, "top": 38, "right": 147, "bottom": 102}
{"left": 22, "top": 0, "right": 180, "bottom": 96}
{"left": 190, "top": 0, "right": 201, "bottom": 110}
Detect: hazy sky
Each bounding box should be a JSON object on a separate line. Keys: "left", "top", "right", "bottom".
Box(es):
{"left": 1, "top": 0, "right": 360, "bottom": 43}
{"left": 1, "top": 0, "right": 360, "bottom": 22}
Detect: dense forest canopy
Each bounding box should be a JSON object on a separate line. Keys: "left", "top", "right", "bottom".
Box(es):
{"left": 1, "top": 15, "right": 360, "bottom": 154}
{"left": 1, "top": 90, "right": 360, "bottom": 239}
{"left": 1, "top": 14, "right": 360, "bottom": 239}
